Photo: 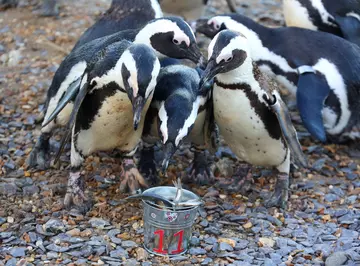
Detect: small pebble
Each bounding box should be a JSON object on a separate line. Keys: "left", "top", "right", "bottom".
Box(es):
{"left": 325, "top": 251, "right": 348, "bottom": 266}
{"left": 89, "top": 218, "right": 110, "bottom": 229}
{"left": 189, "top": 247, "right": 206, "bottom": 255}
{"left": 121, "top": 240, "right": 137, "bottom": 249}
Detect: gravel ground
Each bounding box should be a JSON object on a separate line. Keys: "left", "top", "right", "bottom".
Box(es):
{"left": 0, "top": 0, "right": 360, "bottom": 265}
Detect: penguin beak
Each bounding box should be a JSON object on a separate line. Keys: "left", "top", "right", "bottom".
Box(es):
{"left": 186, "top": 42, "right": 207, "bottom": 69}
{"left": 199, "top": 59, "right": 219, "bottom": 89}
{"left": 133, "top": 96, "right": 145, "bottom": 131}
{"left": 161, "top": 142, "right": 176, "bottom": 174}
{"left": 195, "top": 18, "right": 218, "bottom": 38}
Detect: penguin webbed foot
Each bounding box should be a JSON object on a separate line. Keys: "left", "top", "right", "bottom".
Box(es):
{"left": 26, "top": 133, "right": 50, "bottom": 170}
{"left": 120, "top": 158, "right": 148, "bottom": 194}
{"left": 218, "top": 163, "right": 253, "bottom": 195}
{"left": 64, "top": 171, "right": 93, "bottom": 214}
{"left": 138, "top": 146, "right": 159, "bottom": 186}
{"left": 264, "top": 173, "right": 289, "bottom": 209}
{"left": 186, "top": 149, "right": 214, "bottom": 185}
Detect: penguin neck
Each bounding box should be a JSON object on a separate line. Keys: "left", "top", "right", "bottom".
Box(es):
{"left": 223, "top": 17, "right": 272, "bottom": 59}
{"left": 216, "top": 56, "right": 257, "bottom": 87}
{"left": 92, "top": 52, "right": 132, "bottom": 91}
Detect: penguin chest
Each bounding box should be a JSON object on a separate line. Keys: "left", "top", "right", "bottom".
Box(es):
{"left": 76, "top": 91, "right": 151, "bottom": 155}
{"left": 142, "top": 106, "right": 161, "bottom": 145}
{"left": 283, "top": 0, "right": 317, "bottom": 30}
{"left": 160, "top": 0, "right": 205, "bottom": 20}
{"left": 188, "top": 109, "right": 207, "bottom": 147}
{"left": 213, "top": 86, "right": 286, "bottom": 167}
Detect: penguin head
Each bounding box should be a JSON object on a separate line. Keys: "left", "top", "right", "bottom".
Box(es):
{"left": 121, "top": 44, "right": 161, "bottom": 130}
{"left": 158, "top": 90, "right": 198, "bottom": 173}
{"left": 135, "top": 16, "right": 206, "bottom": 67}
{"left": 195, "top": 15, "right": 231, "bottom": 38}
{"left": 200, "top": 30, "right": 249, "bottom": 87}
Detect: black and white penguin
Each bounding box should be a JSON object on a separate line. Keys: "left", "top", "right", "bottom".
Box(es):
{"left": 51, "top": 40, "right": 161, "bottom": 212}
{"left": 27, "top": 16, "right": 205, "bottom": 171}
{"left": 283, "top": 0, "right": 360, "bottom": 46}
{"left": 73, "top": 0, "right": 163, "bottom": 49}
{"left": 200, "top": 30, "right": 307, "bottom": 208}
{"left": 159, "top": 0, "right": 237, "bottom": 21}
{"left": 140, "top": 63, "right": 214, "bottom": 185}
{"left": 195, "top": 14, "right": 360, "bottom": 144}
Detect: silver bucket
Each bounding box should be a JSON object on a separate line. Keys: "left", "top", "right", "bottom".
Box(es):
{"left": 142, "top": 186, "right": 200, "bottom": 256}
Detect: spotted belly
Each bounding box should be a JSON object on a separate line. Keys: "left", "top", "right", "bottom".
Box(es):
{"left": 213, "top": 86, "right": 286, "bottom": 167}
{"left": 76, "top": 91, "right": 152, "bottom": 156}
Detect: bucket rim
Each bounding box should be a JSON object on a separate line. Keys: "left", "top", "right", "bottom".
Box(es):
{"left": 142, "top": 199, "right": 200, "bottom": 213}
{"left": 141, "top": 186, "right": 201, "bottom": 211}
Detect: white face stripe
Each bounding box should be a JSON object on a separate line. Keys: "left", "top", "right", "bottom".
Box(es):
{"left": 145, "top": 58, "right": 160, "bottom": 99}
{"left": 211, "top": 16, "right": 297, "bottom": 74}
{"left": 90, "top": 50, "right": 137, "bottom": 95}
{"left": 208, "top": 32, "right": 221, "bottom": 60}
{"left": 122, "top": 50, "right": 138, "bottom": 97}
{"left": 216, "top": 35, "right": 248, "bottom": 64}
{"left": 175, "top": 96, "right": 206, "bottom": 146}
{"left": 150, "top": 0, "right": 163, "bottom": 18}
{"left": 283, "top": 0, "right": 318, "bottom": 30}
{"left": 159, "top": 102, "right": 168, "bottom": 143}
{"left": 312, "top": 58, "right": 350, "bottom": 135}
{"left": 309, "top": 0, "right": 337, "bottom": 26}
{"left": 347, "top": 12, "right": 360, "bottom": 22}
{"left": 135, "top": 19, "right": 191, "bottom": 54}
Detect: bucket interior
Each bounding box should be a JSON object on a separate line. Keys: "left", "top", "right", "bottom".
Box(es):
{"left": 141, "top": 186, "right": 200, "bottom": 211}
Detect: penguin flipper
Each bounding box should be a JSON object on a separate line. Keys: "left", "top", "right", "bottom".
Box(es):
{"left": 334, "top": 14, "right": 360, "bottom": 46}
{"left": 202, "top": 81, "right": 219, "bottom": 153}
{"left": 54, "top": 80, "right": 89, "bottom": 164}
{"left": 267, "top": 93, "right": 308, "bottom": 168}
{"left": 42, "top": 77, "right": 82, "bottom": 127}
{"left": 160, "top": 58, "right": 180, "bottom": 68}
{"left": 296, "top": 72, "right": 329, "bottom": 143}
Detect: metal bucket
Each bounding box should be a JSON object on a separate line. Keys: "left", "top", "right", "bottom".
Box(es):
{"left": 142, "top": 186, "right": 200, "bottom": 256}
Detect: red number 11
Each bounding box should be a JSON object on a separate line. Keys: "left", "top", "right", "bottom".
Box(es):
{"left": 153, "top": 229, "right": 184, "bottom": 255}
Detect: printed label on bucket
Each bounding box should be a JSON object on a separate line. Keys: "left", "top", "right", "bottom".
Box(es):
{"left": 144, "top": 224, "right": 192, "bottom": 256}
{"left": 165, "top": 212, "right": 178, "bottom": 223}
{"left": 153, "top": 229, "right": 184, "bottom": 255}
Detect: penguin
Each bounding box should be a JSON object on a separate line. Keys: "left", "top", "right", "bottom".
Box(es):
{"left": 195, "top": 14, "right": 360, "bottom": 144}
{"left": 49, "top": 40, "right": 161, "bottom": 212}
{"left": 26, "top": 16, "right": 205, "bottom": 171}
{"left": 200, "top": 30, "right": 307, "bottom": 208}
{"left": 140, "top": 63, "right": 215, "bottom": 185}
{"left": 0, "top": 0, "right": 58, "bottom": 16}
{"left": 73, "top": 0, "right": 163, "bottom": 49}
{"left": 159, "top": 0, "right": 238, "bottom": 21}
{"left": 283, "top": 0, "right": 360, "bottom": 46}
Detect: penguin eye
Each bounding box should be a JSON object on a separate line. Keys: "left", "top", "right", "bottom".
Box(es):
{"left": 173, "top": 39, "right": 180, "bottom": 45}
{"left": 214, "top": 23, "right": 220, "bottom": 30}
{"left": 225, "top": 56, "right": 233, "bottom": 62}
